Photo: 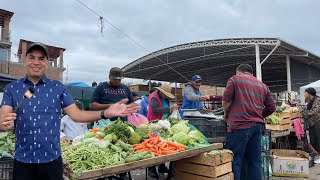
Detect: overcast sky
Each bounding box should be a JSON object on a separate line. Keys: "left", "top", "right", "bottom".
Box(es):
{"left": 1, "top": 0, "right": 320, "bottom": 85}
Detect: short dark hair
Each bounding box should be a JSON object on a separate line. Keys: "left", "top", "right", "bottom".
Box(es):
{"left": 92, "top": 81, "right": 97, "bottom": 87}
{"left": 305, "top": 87, "right": 317, "bottom": 96}
{"left": 236, "top": 64, "right": 253, "bottom": 74}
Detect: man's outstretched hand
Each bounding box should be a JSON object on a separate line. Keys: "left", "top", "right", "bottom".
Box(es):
{"left": 104, "top": 98, "right": 140, "bottom": 118}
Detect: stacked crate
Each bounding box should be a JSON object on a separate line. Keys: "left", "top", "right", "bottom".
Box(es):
{"left": 0, "top": 157, "right": 13, "bottom": 180}
{"left": 174, "top": 150, "right": 233, "bottom": 180}
{"left": 265, "top": 113, "right": 293, "bottom": 131}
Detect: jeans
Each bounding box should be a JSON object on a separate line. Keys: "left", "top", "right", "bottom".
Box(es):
{"left": 227, "top": 123, "right": 263, "bottom": 180}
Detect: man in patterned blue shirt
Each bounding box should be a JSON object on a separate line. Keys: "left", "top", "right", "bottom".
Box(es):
{"left": 0, "top": 43, "right": 139, "bottom": 180}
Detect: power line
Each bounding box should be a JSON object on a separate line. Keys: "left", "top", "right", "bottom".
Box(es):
{"left": 75, "top": 0, "right": 190, "bottom": 82}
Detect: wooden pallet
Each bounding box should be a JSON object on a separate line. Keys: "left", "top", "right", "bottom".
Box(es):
{"left": 174, "top": 150, "right": 233, "bottom": 180}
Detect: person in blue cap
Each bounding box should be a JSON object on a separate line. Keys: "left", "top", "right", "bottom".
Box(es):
{"left": 181, "top": 75, "right": 209, "bottom": 110}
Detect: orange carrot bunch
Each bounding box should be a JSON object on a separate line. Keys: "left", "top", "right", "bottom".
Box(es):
{"left": 132, "top": 134, "right": 187, "bottom": 156}
{"left": 89, "top": 129, "right": 100, "bottom": 133}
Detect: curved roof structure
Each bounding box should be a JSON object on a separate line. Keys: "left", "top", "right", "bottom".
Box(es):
{"left": 122, "top": 38, "right": 320, "bottom": 92}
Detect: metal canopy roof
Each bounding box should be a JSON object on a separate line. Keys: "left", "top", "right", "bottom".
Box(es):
{"left": 122, "top": 38, "right": 320, "bottom": 92}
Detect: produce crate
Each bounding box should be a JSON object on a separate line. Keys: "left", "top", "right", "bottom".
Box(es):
{"left": 174, "top": 150, "right": 233, "bottom": 180}
{"left": 186, "top": 118, "right": 226, "bottom": 138}
{"left": 290, "top": 112, "right": 301, "bottom": 120}
{"left": 0, "top": 157, "right": 13, "bottom": 180}
{"left": 266, "top": 113, "right": 293, "bottom": 131}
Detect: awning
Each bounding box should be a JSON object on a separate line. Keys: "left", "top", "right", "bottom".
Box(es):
{"left": 122, "top": 38, "right": 320, "bottom": 92}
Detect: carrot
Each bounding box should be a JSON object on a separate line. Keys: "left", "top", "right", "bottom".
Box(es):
{"left": 167, "top": 142, "right": 187, "bottom": 149}
{"left": 133, "top": 145, "right": 145, "bottom": 150}
{"left": 133, "top": 144, "right": 141, "bottom": 148}
{"left": 162, "top": 150, "right": 175, "bottom": 155}
{"left": 146, "top": 143, "right": 153, "bottom": 148}
{"left": 89, "top": 128, "right": 100, "bottom": 133}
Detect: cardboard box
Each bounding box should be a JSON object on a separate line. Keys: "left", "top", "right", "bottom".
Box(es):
{"left": 270, "top": 149, "right": 309, "bottom": 178}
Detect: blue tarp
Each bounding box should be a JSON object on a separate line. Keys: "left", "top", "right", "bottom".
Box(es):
{"left": 64, "top": 82, "right": 94, "bottom": 99}
{"left": 65, "top": 82, "right": 91, "bottom": 88}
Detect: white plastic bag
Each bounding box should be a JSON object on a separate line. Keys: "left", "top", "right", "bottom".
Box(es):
{"left": 169, "top": 109, "right": 182, "bottom": 120}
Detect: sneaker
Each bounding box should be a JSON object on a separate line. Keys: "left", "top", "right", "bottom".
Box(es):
{"left": 158, "top": 164, "right": 169, "bottom": 174}
{"left": 148, "top": 166, "right": 158, "bottom": 178}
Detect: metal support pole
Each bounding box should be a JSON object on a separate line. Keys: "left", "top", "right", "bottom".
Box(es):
{"left": 148, "top": 79, "right": 151, "bottom": 91}
{"left": 261, "top": 44, "right": 279, "bottom": 65}
{"left": 286, "top": 55, "right": 292, "bottom": 101}
{"left": 175, "top": 82, "right": 177, "bottom": 101}
{"left": 255, "top": 44, "right": 262, "bottom": 81}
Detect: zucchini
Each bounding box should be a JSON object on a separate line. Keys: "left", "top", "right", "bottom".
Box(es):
{"left": 121, "top": 152, "right": 128, "bottom": 159}
{"left": 111, "top": 145, "right": 122, "bottom": 152}
{"left": 125, "top": 156, "right": 139, "bottom": 163}
{"left": 142, "top": 154, "right": 152, "bottom": 159}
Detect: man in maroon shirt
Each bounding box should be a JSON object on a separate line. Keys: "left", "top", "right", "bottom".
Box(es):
{"left": 222, "top": 64, "right": 276, "bottom": 180}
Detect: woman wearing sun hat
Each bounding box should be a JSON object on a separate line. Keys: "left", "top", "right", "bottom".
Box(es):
{"left": 147, "top": 83, "right": 178, "bottom": 178}
{"left": 147, "top": 83, "right": 178, "bottom": 121}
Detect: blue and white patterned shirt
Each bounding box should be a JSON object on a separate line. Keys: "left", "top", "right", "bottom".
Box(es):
{"left": 1, "top": 75, "right": 74, "bottom": 163}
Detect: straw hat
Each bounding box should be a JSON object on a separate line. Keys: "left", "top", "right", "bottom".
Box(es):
{"left": 155, "top": 83, "right": 175, "bottom": 99}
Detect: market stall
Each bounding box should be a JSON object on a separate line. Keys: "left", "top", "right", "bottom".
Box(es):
{"left": 64, "top": 144, "right": 223, "bottom": 180}
{"left": 262, "top": 104, "right": 316, "bottom": 178}
{"left": 59, "top": 117, "right": 231, "bottom": 180}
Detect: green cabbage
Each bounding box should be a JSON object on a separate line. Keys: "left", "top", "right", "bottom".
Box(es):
{"left": 170, "top": 121, "right": 190, "bottom": 135}
{"left": 172, "top": 132, "right": 189, "bottom": 145}
{"left": 188, "top": 130, "right": 206, "bottom": 144}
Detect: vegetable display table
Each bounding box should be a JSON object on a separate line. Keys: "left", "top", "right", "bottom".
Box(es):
{"left": 64, "top": 143, "right": 223, "bottom": 180}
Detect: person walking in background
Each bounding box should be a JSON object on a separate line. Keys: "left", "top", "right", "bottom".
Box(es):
{"left": 301, "top": 87, "right": 320, "bottom": 153}
{"left": 0, "top": 43, "right": 139, "bottom": 180}
{"left": 181, "top": 74, "right": 208, "bottom": 110}
{"left": 138, "top": 88, "right": 157, "bottom": 117}
{"left": 60, "top": 101, "right": 88, "bottom": 141}
{"left": 92, "top": 81, "right": 97, "bottom": 88}
{"left": 222, "top": 64, "right": 276, "bottom": 180}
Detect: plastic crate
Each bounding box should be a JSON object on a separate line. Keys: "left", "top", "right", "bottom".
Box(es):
{"left": 0, "top": 157, "right": 13, "bottom": 180}
{"left": 186, "top": 118, "right": 226, "bottom": 138}
{"left": 261, "top": 151, "right": 271, "bottom": 180}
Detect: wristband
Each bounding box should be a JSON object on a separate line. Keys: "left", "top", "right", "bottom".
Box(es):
{"left": 100, "top": 110, "right": 107, "bottom": 119}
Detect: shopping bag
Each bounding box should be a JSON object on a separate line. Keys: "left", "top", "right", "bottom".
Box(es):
{"left": 169, "top": 109, "right": 182, "bottom": 120}
{"left": 93, "top": 119, "right": 110, "bottom": 129}
{"left": 128, "top": 113, "right": 148, "bottom": 127}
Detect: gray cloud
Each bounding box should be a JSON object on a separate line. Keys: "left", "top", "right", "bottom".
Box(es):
{"left": 2, "top": 0, "right": 320, "bottom": 85}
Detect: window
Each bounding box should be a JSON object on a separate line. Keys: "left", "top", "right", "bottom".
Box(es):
{"left": 0, "top": 48, "right": 8, "bottom": 61}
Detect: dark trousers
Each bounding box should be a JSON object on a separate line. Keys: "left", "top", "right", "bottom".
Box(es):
{"left": 13, "top": 156, "right": 63, "bottom": 180}
{"left": 227, "top": 123, "right": 262, "bottom": 180}
{"left": 310, "top": 121, "right": 320, "bottom": 153}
